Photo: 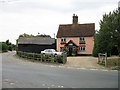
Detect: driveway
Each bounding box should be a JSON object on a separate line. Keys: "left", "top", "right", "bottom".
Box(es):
{"left": 65, "top": 56, "right": 105, "bottom": 69}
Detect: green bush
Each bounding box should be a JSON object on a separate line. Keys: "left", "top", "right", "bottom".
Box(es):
{"left": 1, "top": 42, "right": 8, "bottom": 52}
{"left": 56, "top": 56, "right": 63, "bottom": 63}
{"left": 16, "top": 51, "right": 67, "bottom": 64}
{"left": 8, "top": 45, "right": 12, "bottom": 51}
{"left": 17, "top": 51, "right": 24, "bottom": 57}
{"left": 27, "top": 53, "right": 34, "bottom": 58}
{"left": 34, "top": 54, "right": 41, "bottom": 58}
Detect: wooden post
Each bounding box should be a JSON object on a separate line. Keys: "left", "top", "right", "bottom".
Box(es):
{"left": 98, "top": 53, "right": 100, "bottom": 64}
{"left": 41, "top": 54, "right": 42, "bottom": 62}
{"left": 105, "top": 53, "right": 107, "bottom": 67}
{"left": 51, "top": 55, "right": 54, "bottom": 63}
{"left": 33, "top": 53, "right": 34, "bottom": 62}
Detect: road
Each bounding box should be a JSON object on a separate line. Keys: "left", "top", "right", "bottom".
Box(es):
{"left": 2, "top": 51, "right": 118, "bottom": 88}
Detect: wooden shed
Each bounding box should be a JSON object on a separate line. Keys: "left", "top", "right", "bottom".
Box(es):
{"left": 18, "top": 37, "right": 56, "bottom": 53}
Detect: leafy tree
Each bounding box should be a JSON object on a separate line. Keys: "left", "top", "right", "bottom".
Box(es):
{"left": 93, "top": 8, "right": 120, "bottom": 56}
{"left": 8, "top": 45, "right": 12, "bottom": 51}
{"left": 0, "top": 42, "right": 8, "bottom": 52}
{"left": 19, "top": 33, "right": 51, "bottom": 38}
{"left": 6, "top": 40, "right": 11, "bottom": 45}
{"left": 36, "top": 34, "right": 51, "bottom": 37}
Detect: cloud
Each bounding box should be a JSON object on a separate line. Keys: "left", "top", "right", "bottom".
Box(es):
{"left": 0, "top": 0, "right": 119, "bottom": 44}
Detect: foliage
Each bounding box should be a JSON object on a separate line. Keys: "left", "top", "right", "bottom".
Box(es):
{"left": 16, "top": 51, "right": 66, "bottom": 64}
{"left": 0, "top": 40, "right": 16, "bottom": 52}
{"left": 107, "top": 58, "right": 119, "bottom": 67}
{"left": 93, "top": 8, "right": 120, "bottom": 57}
{"left": 34, "top": 54, "right": 41, "bottom": 58}
{"left": 0, "top": 42, "right": 8, "bottom": 52}
{"left": 19, "top": 33, "right": 51, "bottom": 38}
{"left": 55, "top": 55, "right": 63, "bottom": 63}
{"left": 27, "top": 53, "right": 34, "bottom": 58}
{"left": 19, "top": 33, "right": 34, "bottom": 37}
{"left": 36, "top": 34, "right": 51, "bottom": 37}
{"left": 8, "top": 45, "right": 12, "bottom": 51}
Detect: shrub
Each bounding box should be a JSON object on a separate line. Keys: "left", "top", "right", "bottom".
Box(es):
{"left": 8, "top": 45, "right": 12, "bottom": 51}
{"left": 34, "top": 54, "right": 41, "bottom": 58}
{"left": 1, "top": 42, "right": 8, "bottom": 52}
{"left": 27, "top": 53, "right": 34, "bottom": 58}
{"left": 56, "top": 56, "right": 63, "bottom": 63}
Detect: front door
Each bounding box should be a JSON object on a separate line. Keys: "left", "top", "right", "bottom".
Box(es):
{"left": 69, "top": 47, "right": 72, "bottom": 56}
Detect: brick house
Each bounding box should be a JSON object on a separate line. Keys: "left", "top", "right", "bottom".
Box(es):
{"left": 56, "top": 14, "right": 95, "bottom": 56}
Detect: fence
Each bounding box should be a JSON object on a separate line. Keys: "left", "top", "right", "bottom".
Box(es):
{"left": 98, "top": 53, "right": 107, "bottom": 66}
{"left": 16, "top": 51, "right": 67, "bottom": 64}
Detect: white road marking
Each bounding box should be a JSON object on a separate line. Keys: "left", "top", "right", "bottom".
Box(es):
{"left": 102, "top": 70, "right": 108, "bottom": 71}
{"left": 51, "top": 84, "right": 55, "bottom": 87}
{"left": 61, "top": 86, "right": 64, "bottom": 88}
{"left": 58, "top": 85, "right": 61, "bottom": 88}
{"left": 90, "top": 69, "right": 98, "bottom": 70}
{"left": 50, "top": 65, "right": 56, "bottom": 67}
{"left": 42, "top": 84, "right": 45, "bottom": 86}
{"left": 4, "top": 79, "right": 9, "bottom": 82}
{"left": 10, "top": 83, "right": 14, "bottom": 85}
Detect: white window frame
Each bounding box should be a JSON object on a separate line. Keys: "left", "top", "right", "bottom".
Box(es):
{"left": 61, "top": 37, "right": 66, "bottom": 42}
{"left": 80, "top": 37, "right": 85, "bottom": 42}
{"left": 79, "top": 46, "right": 85, "bottom": 51}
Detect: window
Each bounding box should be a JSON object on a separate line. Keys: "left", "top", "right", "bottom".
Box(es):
{"left": 61, "top": 37, "right": 66, "bottom": 42}
{"left": 79, "top": 46, "right": 85, "bottom": 51}
{"left": 80, "top": 37, "right": 85, "bottom": 42}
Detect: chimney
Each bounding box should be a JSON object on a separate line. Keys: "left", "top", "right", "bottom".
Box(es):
{"left": 72, "top": 14, "right": 78, "bottom": 24}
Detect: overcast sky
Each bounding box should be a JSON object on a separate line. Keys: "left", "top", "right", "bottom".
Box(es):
{"left": 0, "top": 0, "right": 119, "bottom": 44}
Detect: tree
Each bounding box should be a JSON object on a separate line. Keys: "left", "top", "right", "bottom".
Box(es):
{"left": 6, "top": 40, "right": 11, "bottom": 45}
{"left": 0, "top": 42, "right": 8, "bottom": 52}
{"left": 93, "top": 8, "right": 120, "bottom": 56}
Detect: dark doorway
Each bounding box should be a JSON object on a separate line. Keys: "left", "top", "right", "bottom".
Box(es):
{"left": 69, "top": 47, "right": 72, "bottom": 56}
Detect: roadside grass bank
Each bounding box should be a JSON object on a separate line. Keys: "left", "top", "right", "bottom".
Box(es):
{"left": 99, "top": 57, "right": 120, "bottom": 70}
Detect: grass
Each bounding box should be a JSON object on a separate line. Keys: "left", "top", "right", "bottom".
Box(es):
{"left": 98, "top": 56, "right": 120, "bottom": 70}
{"left": 106, "top": 58, "right": 120, "bottom": 70}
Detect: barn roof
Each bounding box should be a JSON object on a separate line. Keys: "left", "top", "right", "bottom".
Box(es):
{"left": 18, "top": 37, "right": 55, "bottom": 45}
{"left": 57, "top": 23, "right": 95, "bottom": 38}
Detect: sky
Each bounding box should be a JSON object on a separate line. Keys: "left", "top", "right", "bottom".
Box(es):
{"left": 0, "top": 0, "right": 119, "bottom": 44}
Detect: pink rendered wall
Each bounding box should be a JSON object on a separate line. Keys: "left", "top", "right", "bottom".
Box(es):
{"left": 78, "top": 37, "right": 94, "bottom": 54}
{"left": 57, "top": 37, "right": 79, "bottom": 52}
{"left": 57, "top": 37, "right": 94, "bottom": 54}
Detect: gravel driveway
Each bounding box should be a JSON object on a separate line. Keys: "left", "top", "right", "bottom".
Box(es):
{"left": 64, "top": 56, "right": 106, "bottom": 69}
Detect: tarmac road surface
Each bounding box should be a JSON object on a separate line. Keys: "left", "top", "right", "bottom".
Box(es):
{"left": 2, "top": 51, "right": 118, "bottom": 88}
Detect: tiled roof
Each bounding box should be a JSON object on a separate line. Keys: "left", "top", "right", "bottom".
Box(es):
{"left": 57, "top": 23, "right": 95, "bottom": 38}
{"left": 18, "top": 37, "right": 55, "bottom": 45}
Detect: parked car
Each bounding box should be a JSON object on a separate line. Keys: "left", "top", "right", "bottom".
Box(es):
{"left": 41, "top": 49, "right": 63, "bottom": 56}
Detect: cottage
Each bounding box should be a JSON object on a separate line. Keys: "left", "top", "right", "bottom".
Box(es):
{"left": 57, "top": 14, "right": 95, "bottom": 56}
{"left": 18, "top": 37, "right": 55, "bottom": 53}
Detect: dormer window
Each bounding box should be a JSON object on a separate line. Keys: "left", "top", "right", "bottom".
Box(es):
{"left": 61, "top": 37, "right": 66, "bottom": 43}
{"left": 80, "top": 37, "right": 85, "bottom": 42}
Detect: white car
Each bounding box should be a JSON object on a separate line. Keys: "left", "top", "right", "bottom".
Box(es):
{"left": 41, "top": 49, "right": 63, "bottom": 56}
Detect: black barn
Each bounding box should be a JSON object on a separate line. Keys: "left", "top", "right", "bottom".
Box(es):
{"left": 18, "top": 37, "right": 56, "bottom": 53}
